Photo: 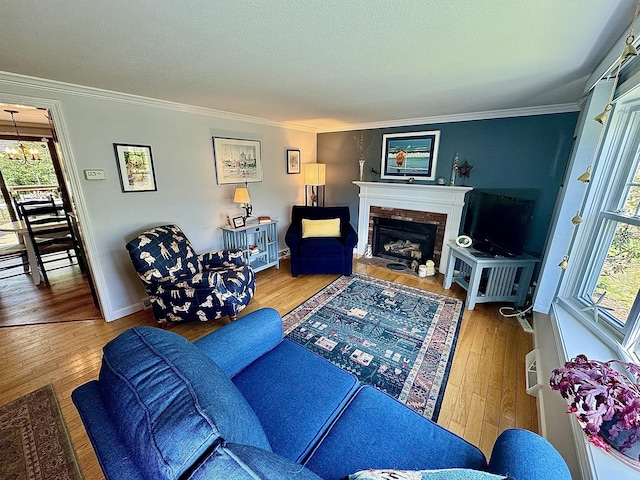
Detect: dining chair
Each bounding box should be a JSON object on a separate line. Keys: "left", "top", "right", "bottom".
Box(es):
{"left": 0, "top": 234, "right": 29, "bottom": 279}
{"left": 16, "top": 198, "right": 79, "bottom": 283}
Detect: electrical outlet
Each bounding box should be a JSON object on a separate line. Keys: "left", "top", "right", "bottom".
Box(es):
{"left": 142, "top": 297, "right": 151, "bottom": 310}
{"left": 278, "top": 248, "right": 290, "bottom": 258}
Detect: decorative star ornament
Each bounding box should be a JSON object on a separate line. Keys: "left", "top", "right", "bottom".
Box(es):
{"left": 580, "top": 291, "right": 614, "bottom": 323}
{"left": 458, "top": 161, "right": 474, "bottom": 179}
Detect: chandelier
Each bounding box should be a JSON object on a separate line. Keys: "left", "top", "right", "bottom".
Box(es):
{"left": 2, "top": 109, "right": 42, "bottom": 163}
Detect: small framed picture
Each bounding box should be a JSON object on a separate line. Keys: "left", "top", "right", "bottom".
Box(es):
{"left": 114, "top": 143, "right": 157, "bottom": 192}
{"left": 287, "top": 149, "right": 301, "bottom": 174}
{"left": 232, "top": 216, "right": 245, "bottom": 228}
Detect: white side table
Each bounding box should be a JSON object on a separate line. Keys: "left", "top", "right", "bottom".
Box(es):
{"left": 221, "top": 220, "right": 279, "bottom": 272}
{"left": 443, "top": 242, "right": 539, "bottom": 310}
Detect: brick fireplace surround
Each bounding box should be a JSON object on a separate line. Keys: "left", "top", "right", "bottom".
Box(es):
{"left": 353, "top": 182, "right": 472, "bottom": 273}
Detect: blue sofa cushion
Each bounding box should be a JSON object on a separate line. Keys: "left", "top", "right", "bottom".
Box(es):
{"left": 232, "top": 339, "right": 359, "bottom": 463}
{"left": 98, "top": 326, "right": 271, "bottom": 480}
{"left": 305, "top": 386, "right": 488, "bottom": 480}
{"left": 299, "top": 237, "right": 345, "bottom": 257}
{"left": 186, "top": 443, "right": 322, "bottom": 480}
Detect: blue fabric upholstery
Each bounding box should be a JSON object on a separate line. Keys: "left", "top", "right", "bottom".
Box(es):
{"left": 72, "top": 308, "right": 570, "bottom": 480}
{"left": 305, "top": 386, "right": 487, "bottom": 480}
{"left": 285, "top": 206, "right": 358, "bottom": 276}
{"left": 194, "top": 307, "right": 284, "bottom": 377}
{"left": 232, "top": 339, "right": 360, "bottom": 463}
{"left": 72, "top": 380, "right": 147, "bottom": 480}
{"left": 126, "top": 224, "right": 255, "bottom": 323}
{"left": 186, "top": 443, "right": 322, "bottom": 480}
{"left": 98, "top": 326, "right": 271, "bottom": 480}
{"left": 488, "top": 429, "right": 571, "bottom": 480}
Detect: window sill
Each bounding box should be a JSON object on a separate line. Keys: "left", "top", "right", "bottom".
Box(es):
{"left": 550, "top": 300, "right": 639, "bottom": 479}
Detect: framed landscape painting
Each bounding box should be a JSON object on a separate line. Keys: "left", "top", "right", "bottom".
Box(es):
{"left": 380, "top": 130, "right": 440, "bottom": 181}
{"left": 213, "top": 137, "right": 263, "bottom": 184}
{"left": 114, "top": 143, "right": 157, "bottom": 192}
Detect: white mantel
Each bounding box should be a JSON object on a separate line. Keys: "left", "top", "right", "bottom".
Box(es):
{"left": 353, "top": 182, "right": 472, "bottom": 273}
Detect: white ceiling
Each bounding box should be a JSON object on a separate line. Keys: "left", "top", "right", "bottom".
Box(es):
{"left": 0, "top": 1, "right": 637, "bottom": 131}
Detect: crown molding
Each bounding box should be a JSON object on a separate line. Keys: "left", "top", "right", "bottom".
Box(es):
{"left": 0, "top": 71, "right": 317, "bottom": 133}
{"left": 316, "top": 103, "right": 582, "bottom": 133}
{"left": 0, "top": 71, "right": 581, "bottom": 135}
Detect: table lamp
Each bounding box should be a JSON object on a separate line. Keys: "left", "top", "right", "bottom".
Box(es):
{"left": 233, "top": 184, "right": 252, "bottom": 219}
{"left": 303, "top": 164, "right": 326, "bottom": 206}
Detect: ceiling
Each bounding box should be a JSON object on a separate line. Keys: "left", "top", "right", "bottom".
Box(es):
{"left": 0, "top": 1, "right": 637, "bottom": 131}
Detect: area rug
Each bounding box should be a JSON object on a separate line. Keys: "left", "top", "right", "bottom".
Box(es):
{"left": 0, "top": 384, "right": 84, "bottom": 480}
{"left": 284, "top": 273, "right": 464, "bottom": 421}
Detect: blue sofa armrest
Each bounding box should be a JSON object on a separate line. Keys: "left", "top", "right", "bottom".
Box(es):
{"left": 488, "top": 429, "right": 571, "bottom": 480}
{"left": 341, "top": 222, "right": 358, "bottom": 249}
{"left": 194, "top": 307, "right": 284, "bottom": 377}
{"left": 285, "top": 224, "right": 302, "bottom": 250}
{"left": 72, "top": 381, "right": 146, "bottom": 480}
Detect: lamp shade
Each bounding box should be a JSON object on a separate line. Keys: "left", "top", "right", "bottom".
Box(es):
{"left": 303, "top": 163, "right": 326, "bottom": 186}
{"left": 233, "top": 186, "right": 250, "bottom": 204}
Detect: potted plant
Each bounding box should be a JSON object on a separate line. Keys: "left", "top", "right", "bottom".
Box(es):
{"left": 550, "top": 354, "right": 640, "bottom": 462}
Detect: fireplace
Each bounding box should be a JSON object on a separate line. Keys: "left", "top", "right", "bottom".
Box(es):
{"left": 354, "top": 182, "right": 472, "bottom": 273}
{"left": 372, "top": 217, "right": 437, "bottom": 267}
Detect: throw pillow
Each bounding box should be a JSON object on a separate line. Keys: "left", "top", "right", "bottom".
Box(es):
{"left": 301, "top": 218, "right": 341, "bottom": 238}
{"left": 347, "top": 468, "right": 510, "bottom": 480}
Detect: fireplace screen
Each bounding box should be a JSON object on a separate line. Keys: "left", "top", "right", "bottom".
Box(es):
{"left": 372, "top": 217, "right": 437, "bottom": 266}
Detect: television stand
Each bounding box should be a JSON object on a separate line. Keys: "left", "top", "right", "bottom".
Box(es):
{"left": 443, "top": 242, "right": 539, "bottom": 310}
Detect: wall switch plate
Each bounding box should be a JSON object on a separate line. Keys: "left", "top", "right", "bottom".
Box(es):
{"left": 84, "top": 169, "right": 106, "bottom": 180}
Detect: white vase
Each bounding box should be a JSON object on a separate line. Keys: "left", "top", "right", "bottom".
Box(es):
{"left": 359, "top": 160, "right": 365, "bottom": 182}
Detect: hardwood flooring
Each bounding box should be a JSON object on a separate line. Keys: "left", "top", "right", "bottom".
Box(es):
{"left": 0, "top": 258, "right": 536, "bottom": 479}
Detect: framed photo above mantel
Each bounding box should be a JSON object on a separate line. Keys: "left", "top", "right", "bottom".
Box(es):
{"left": 114, "top": 143, "right": 157, "bottom": 192}
{"left": 213, "top": 136, "right": 263, "bottom": 184}
{"left": 380, "top": 130, "right": 440, "bottom": 181}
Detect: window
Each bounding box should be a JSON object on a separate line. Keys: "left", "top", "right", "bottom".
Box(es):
{"left": 562, "top": 97, "right": 640, "bottom": 357}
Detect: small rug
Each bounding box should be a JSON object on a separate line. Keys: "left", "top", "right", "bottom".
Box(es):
{"left": 0, "top": 384, "right": 84, "bottom": 480}
{"left": 284, "top": 273, "right": 464, "bottom": 421}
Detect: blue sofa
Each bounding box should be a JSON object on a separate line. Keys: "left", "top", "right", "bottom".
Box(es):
{"left": 72, "top": 308, "right": 570, "bottom": 480}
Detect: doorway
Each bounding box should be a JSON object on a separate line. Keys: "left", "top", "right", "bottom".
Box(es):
{"left": 0, "top": 104, "right": 101, "bottom": 325}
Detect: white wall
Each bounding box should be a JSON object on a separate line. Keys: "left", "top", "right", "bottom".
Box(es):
{"left": 0, "top": 72, "right": 316, "bottom": 321}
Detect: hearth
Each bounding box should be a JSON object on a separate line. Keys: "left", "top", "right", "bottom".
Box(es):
{"left": 372, "top": 217, "right": 436, "bottom": 269}
{"left": 354, "top": 182, "right": 472, "bottom": 273}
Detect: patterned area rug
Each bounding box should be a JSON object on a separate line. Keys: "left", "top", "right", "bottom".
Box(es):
{"left": 284, "top": 273, "right": 464, "bottom": 421}
{"left": 0, "top": 384, "right": 84, "bottom": 480}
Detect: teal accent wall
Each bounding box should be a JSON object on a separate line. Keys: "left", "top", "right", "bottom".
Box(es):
{"left": 318, "top": 112, "right": 579, "bottom": 258}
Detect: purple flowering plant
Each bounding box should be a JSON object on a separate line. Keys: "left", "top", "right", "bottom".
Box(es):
{"left": 550, "top": 354, "right": 640, "bottom": 455}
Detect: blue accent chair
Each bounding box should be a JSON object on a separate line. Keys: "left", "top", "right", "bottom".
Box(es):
{"left": 72, "top": 307, "right": 571, "bottom": 480}
{"left": 125, "top": 224, "right": 255, "bottom": 323}
{"left": 285, "top": 206, "right": 358, "bottom": 277}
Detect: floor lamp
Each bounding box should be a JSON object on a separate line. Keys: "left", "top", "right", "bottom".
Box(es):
{"left": 303, "top": 164, "right": 326, "bottom": 206}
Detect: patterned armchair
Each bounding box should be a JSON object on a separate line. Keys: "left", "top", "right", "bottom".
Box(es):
{"left": 125, "top": 224, "right": 255, "bottom": 323}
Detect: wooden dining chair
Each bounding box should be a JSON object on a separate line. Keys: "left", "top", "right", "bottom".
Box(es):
{"left": 16, "top": 198, "right": 79, "bottom": 283}
{"left": 0, "top": 235, "right": 29, "bottom": 279}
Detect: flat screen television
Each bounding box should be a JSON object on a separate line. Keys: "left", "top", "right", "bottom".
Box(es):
{"left": 462, "top": 190, "right": 535, "bottom": 257}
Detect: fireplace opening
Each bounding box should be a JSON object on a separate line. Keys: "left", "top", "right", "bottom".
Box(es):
{"left": 372, "top": 217, "right": 437, "bottom": 268}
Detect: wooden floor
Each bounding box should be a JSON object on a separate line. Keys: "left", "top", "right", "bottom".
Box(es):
{"left": 0, "top": 258, "right": 537, "bottom": 480}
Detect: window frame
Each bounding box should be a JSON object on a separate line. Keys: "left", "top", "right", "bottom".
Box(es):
{"left": 558, "top": 95, "right": 640, "bottom": 360}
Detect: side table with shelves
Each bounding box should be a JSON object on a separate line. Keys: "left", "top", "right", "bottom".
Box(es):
{"left": 221, "top": 220, "right": 279, "bottom": 273}
{"left": 443, "top": 242, "right": 539, "bottom": 310}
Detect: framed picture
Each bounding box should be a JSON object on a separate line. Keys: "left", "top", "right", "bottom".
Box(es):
{"left": 286, "top": 149, "right": 301, "bottom": 174}
{"left": 380, "top": 130, "right": 440, "bottom": 181}
{"left": 213, "top": 137, "right": 262, "bottom": 184}
{"left": 232, "top": 216, "right": 245, "bottom": 228}
{"left": 113, "top": 143, "right": 157, "bottom": 192}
